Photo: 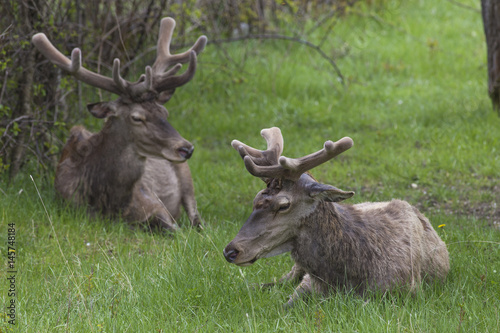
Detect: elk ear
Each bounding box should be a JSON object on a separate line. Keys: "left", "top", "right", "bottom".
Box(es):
{"left": 307, "top": 183, "right": 355, "bottom": 202}
{"left": 157, "top": 89, "right": 176, "bottom": 104}
{"left": 87, "top": 102, "right": 116, "bottom": 119}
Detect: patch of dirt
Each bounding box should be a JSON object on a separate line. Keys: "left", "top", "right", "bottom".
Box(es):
{"left": 355, "top": 183, "right": 500, "bottom": 231}
{"left": 414, "top": 184, "right": 500, "bottom": 231}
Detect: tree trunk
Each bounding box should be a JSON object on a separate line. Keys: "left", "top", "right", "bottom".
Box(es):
{"left": 481, "top": 0, "right": 500, "bottom": 115}
{"left": 8, "top": 46, "right": 35, "bottom": 180}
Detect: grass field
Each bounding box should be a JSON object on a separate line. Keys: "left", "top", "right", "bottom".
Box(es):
{"left": 2, "top": 0, "right": 500, "bottom": 332}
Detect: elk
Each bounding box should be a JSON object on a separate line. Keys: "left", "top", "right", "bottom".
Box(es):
{"left": 32, "top": 18, "right": 207, "bottom": 231}
{"left": 224, "top": 127, "right": 450, "bottom": 306}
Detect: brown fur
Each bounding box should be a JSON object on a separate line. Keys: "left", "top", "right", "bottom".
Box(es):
{"left": 224, "top": 128, "right": 449, "bottom": 305}
{"left": 224, "top": 174, "right": 450, "bottom": 306}
{"left": 34, "top": 17, "right": 207, "bottom": 231}
{"left": 55, "top": 100, "right": 201, "bottom": 230}
{"left": 293, "top": 199, "right": 449, "bottom": 296}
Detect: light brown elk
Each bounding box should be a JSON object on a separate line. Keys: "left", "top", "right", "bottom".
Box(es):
{"left": 224, "top": 127, "right": 450, "bottom": 306}
{"left": 32, "top": 18, "right": 207, "bottom": 231}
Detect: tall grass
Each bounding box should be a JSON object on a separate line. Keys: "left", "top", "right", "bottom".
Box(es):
{"left": 2, "top": 0, "right": 499, "bottom": 332}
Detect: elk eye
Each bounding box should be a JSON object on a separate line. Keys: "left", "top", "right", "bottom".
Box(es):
{"left": 278, "top": 202, "right": 291, "bottom": 212}
{"left": 131, "top": 114, "right": 144, "bottom": 123}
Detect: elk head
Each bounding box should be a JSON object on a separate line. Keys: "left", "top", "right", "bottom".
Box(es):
{"left": 32, "top": 18, "right": 207, "bottom": 162}
{"left": 223, "top": 127, "right": 355, "bottom": 266}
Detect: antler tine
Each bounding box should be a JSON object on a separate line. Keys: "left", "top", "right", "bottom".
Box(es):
{"left": 112, "top": 59, "right": 129, "bottom": 93}
{"left": 32, "top": 33, "right": 123, "bottom": 96}
{"left": 153, "top": 17, "right": 208, "bottom": 72}
{"left": 279, "top": 137, "right": 354, "bottom": 179}
{"left": 233, "top": 127, "right": 353, "bottom": 182}
{"left": 231, "top": 127, "right": 283, "bottom": 158}
{"left": 154, "top": 51, "right": 198, "bottom": 92}
{"left": 232, "top": 127, "right": 283, "bottom": 162}
{"left": 231, "top": 140, "right": 261, "bottom": 159}
{"left": 151, "top": 17, "right": 207, "bottom": 95}
{"left": 261, "top": 127, "right": 284, "bottom": 159}
{"left": 232, "top": 127, "right": 288, "bottom": 181}
{"left": 243, "top": 156, "right": 287, "bottom": 179}
{"left": 120, "top": 65, "right": 156, "bottom": 99}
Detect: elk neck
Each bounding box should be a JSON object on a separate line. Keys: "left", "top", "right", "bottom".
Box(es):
{"left": 78, "top": 119, "right": 145, "bottom": 213}
{"left": 294, "top": 201, "right": 345, "bottom": 251}
{"left": 292, "top": 201, "right": 357, "bottom": 287}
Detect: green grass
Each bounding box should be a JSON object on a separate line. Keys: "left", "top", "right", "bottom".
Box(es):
{"left": 2, "top": 0, "right": 500, "bottom": 332}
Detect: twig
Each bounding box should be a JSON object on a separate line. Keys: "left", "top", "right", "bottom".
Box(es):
{"left": 214, "top": 35, "right": 345, "bottom": 85}
{"left": 122, "top": 45, "right": 156, "bottom": 70}
{"left": 0, "top": 24, "right": 13, "bottom": 39}
{"left": 211, "top": 39, "right": 244, "bottom": 74}
{"left": 307, "top": 0, "right": 359, "bottom": 35}
{"left": 351, "top": 9, "right": 415, "bottom": 38}
{"left": 0, "top": 70, "right": 8, "bottom": 104}
{"left": 307, "top": 9, "right": 339, "bottom": 35}
{"left": 122, "top": 34, "right": 345, "bottom": 85}
{"left": 114, "top": 11, "right": 130, "bottom": 64}
{"left": 212, "top": 35, "right": 345, "bottom": 85}
{"left": 1, "top": 115, "right": 31, "bottom": 140}
{"left": 318, "top": 19, "right": 338, "bottom": 49}
{"left": 446, "top": 0, "right": 481, "bottom": 13}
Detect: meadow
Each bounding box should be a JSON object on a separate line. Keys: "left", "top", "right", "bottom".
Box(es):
{"left": 1, "top": 0, "right": 500, "bottom": 332}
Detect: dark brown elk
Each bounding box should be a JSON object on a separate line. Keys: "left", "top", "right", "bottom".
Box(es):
{"left": 224, "top": 127, "right": 450, "bottom": 306}
{"left": 32, "top": 18, "right": 207, "bottom": 231}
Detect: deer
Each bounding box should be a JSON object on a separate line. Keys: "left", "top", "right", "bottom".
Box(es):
{"left": 223, "top": 127, "right": 450, "bottom": 307}
{"left": 32, "top": 18, "right": 207, "bottom": 231}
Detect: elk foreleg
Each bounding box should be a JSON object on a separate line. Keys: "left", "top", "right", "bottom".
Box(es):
{"left": 279, "top": 263, "right": 307, "bottom": 283}
{"left": 285, "top": 273, "right": 313, "bottom": 309}
{"left": 127, "top": 184, "right": 180, "bottom": 231}
{"left": 176, "top": 163, "right": 202, "bottom": 228}
{"left": 260, "top": 263, "right": 306, "bottom": 289}
{"left": 151, "top": 211, "right": 180, "bottom": 232}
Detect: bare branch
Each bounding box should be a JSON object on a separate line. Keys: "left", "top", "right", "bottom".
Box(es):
{"left": 446, "top": 0, "right": 481, "bottom": 13}
{"left": 1, "top": 116, "right": 32, "bottom": 141}
{"left": 124, "top": 34, "right": 345, "bottom": 86}
{"left": 0, "top": 70, "right": 8, "bottom": 105}
{"left": 210, "top": 34, "right": 345, "bottom": 86}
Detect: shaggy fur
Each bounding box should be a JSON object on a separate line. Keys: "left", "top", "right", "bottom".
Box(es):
{"left": 224, "top": 174, "right": 450, "bottom": 306}
{"left": 33, "top": 17, "right": 206, "bottom": 231}
{"left": 55, "top": 101, "right": 201, "bottom": 230}
{"left": 292, "top": 199, "right": 449, "bottom": 297}
{"left": 224, "top": 127, "right": 449, "bottom": 305}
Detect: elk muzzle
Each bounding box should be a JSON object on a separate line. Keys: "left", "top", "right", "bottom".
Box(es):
{"left": 223, "top": 244, "right": 258, "bottom": 266}
{"left": 177, "top": 146, "right": 194, "bottom": 160}
{"left": 223, "top": 247, "right": 239, "bottom": 263}
{"left": 158, "top": 138, "right": 194, "bottom": 162}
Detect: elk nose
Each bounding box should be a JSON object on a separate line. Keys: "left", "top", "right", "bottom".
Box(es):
{"left": 178, "top": 146, "right": 194, "bottom": 159}
{"left": 223, "top": 248, "right": 239, "bottom": 263}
